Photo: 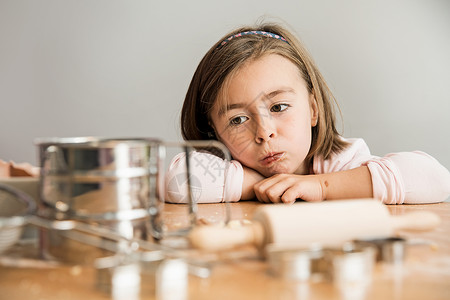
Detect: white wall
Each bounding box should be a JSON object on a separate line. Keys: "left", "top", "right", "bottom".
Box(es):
{"left": 1, "top": 0, "right": 449, "bottom": 171}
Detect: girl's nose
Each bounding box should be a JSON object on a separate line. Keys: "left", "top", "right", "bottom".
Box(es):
{"left": 254, "top": 118, "right": 276, "bottom": 144}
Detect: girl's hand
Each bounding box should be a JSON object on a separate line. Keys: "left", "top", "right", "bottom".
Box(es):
{"left": 253, "top": 174, "right": 324, "bottom": 204}
{"left": 253, "top": 166, "right": 373, "bottom": 204}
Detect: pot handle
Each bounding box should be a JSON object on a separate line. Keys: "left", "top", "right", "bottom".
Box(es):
{"left": 151, "top": 140, "right": 232, "bottom": 240}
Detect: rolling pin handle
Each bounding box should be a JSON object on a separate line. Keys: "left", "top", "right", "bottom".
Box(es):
{"left": 188, "top": 222, "right": 265, "bottom": 251}
{"left": 391, "top": 211, "right": 441, "bottom": 232}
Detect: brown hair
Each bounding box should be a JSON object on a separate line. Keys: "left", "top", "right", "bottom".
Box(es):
{"left": 181, "top": 22, "right": 348, "bottom": 163}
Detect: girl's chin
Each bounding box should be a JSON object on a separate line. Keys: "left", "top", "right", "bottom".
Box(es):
{"left": 259, "top": 165, "right": 293, "bottom": 177}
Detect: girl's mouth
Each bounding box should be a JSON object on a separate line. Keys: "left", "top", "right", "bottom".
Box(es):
{"left": 260, "top": 152, "right": 285, "bottom": 165}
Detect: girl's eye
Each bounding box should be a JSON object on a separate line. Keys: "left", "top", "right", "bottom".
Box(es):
{"left": 271, "top": 103, "right": 289, "bottom": 113}
{"left": 229, "top": 116, "right": 248, "bottom": 126}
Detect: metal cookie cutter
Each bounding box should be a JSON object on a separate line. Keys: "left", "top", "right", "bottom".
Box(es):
{"left": 266, "top": 242, "right": 376, "bottom": 285}
{"left": 353, "top": 237, "right": 407, "bottom": 264}
{"left": 322, "top": 243, "right": 377, "bottom": 283}
{"left": 321, "top": 243, "right": 376, "bottom": 300}
{"left": 266, "top": 244, "right": 325, "bottom": 281}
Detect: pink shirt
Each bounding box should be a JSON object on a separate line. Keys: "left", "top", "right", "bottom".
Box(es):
{"left": 165, "top": 138, "right": 450, "bottom": 204}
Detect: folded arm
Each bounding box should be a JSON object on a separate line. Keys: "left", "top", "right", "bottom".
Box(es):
{"left": 165, "top": 139, "right": 450, "bottom": 204}
{"left": 252, "top": 166, "right": 373, "bottom": 203}
{"left": 366, "top": 151, "right": 450, "bottom": 204}
{"left": 164, "top": 151, "right": 243, "bottom": 203}
{"left": 314, "top": 139, "right": 450, "bottom": 204}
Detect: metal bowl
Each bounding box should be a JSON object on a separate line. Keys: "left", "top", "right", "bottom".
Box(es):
{"left": 0, "top": 183, "right": 36, "bottom": 253}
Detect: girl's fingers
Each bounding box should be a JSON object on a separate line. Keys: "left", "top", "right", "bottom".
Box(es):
{"left": 254, "top": 177, "right": 280, "bottom": 203}
{"left": 280, "top": 185, "right": 303, "bottom": 203}
{"left": 254, "top": 184, "right": 270, "bottom": 203}
{"left": 264, "top": 183, "right": 289, "bottom": 203}
{"left": 254, "top": 175, "right": 294, "bottom": 203}
{"left": 254, "top": 174, "right": 323, "bottom": 203}
{"left": 281, "top": 180, "right": 323, "bottom": 203}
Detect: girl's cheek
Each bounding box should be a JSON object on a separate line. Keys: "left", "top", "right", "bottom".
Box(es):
{"left": 222, "top": 132, "right": 245, "bottom": 151}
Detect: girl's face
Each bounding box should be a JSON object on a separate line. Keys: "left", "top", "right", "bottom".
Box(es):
{"left": 210, "top": 54, "right": 318, "bottom": 177}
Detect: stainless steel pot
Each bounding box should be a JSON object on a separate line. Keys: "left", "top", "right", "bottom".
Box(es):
{"left": 35, "top": 137, "right": 162, "bottom": 263}
{"left": 36, "top": 137, "right": 162, "bottom": 218}
{"left": 34, "top": 137, "right": 231, "bottom": 264}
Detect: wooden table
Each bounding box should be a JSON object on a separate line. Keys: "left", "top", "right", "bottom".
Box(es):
{"left": 1, "top": 201, "right": 449, "bottom": 300}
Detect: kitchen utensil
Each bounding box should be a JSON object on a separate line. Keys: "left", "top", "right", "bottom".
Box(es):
{"left": 0, "top": 183, "right": 36, "bottom": 253}
{"left": 353, "top": 237, "right": 407, "bottom": 263}
{"left": 189, "top": 199, "right": 441, "bottom": 251}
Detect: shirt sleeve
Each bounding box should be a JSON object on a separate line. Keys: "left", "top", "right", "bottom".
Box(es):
{"left": 313, "top": 138, "right": 450, "bottom": 204}
{"left": 164, "top": 151, "right": 243, "bottom": 204}
{"left": 366, "top": 151, "right": 450, "bottom": 204}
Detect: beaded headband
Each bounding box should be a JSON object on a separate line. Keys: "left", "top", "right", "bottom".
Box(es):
{"left": 218, "top": 30, "right": 289, "bottom": 48}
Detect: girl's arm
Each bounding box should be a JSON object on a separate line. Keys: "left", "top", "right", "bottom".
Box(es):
{"left": 318, "top": 166, "right": 373, "bottom": 200}
{"left": 241, "top": 166, "right": 265, "bottom": 200}
{"left": 164, "top": 141, "right": 450, "bottom": 204}
{"left": 165, "top": 151, "right": 243, "bottom": 203}
{"left": 253, "top": 166, "right": 373, "bottom": 203}
{"left": 366, "top": 151, "right": 450, "bottom": 204}
{"left": 314, "top": 138, "right": 450, "bottom": 204}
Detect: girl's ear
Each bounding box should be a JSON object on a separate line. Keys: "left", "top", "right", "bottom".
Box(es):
{"left": 310, "top": 94, "right": 319, "bottom": 127}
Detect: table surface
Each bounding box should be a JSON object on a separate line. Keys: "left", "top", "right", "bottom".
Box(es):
{"left": 1, "top": 200, "right": 449, "bottom": 300}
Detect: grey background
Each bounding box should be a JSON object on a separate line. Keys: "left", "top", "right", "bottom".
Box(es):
{"left": 1, "top": 0, "right": 449, "bottom": 172}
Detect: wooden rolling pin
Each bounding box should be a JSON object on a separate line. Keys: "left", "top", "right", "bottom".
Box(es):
{"left": 188, "top": 199, "right": 441, "bottom": 251}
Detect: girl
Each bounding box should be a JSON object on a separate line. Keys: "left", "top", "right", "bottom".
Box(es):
{"left": 165, "top": 22, "right": 450, "bottom": 205}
